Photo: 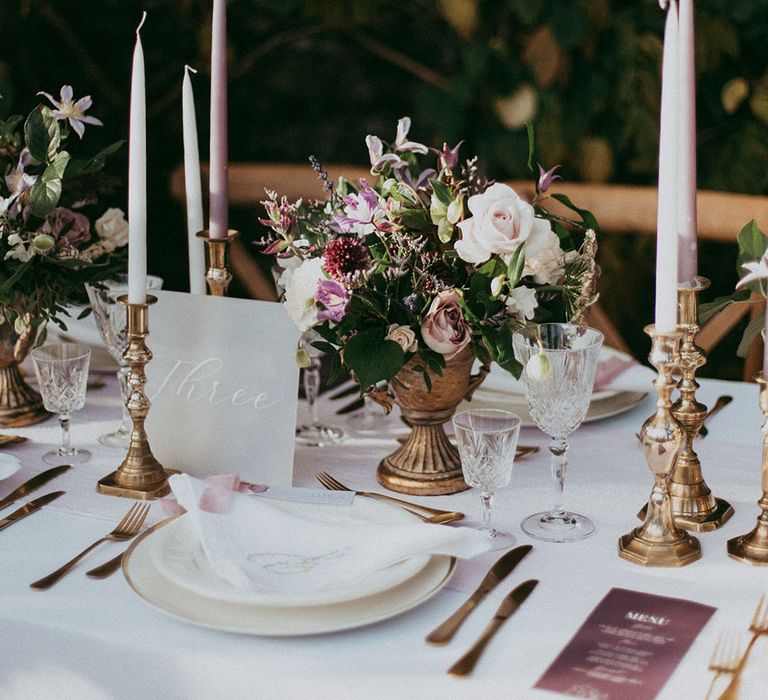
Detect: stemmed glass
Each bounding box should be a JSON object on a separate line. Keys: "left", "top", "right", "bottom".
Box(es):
{"left": 295, "top": 335, "right": 344, "bottom": 446}
{"left": 85, "top": 274, "right": 163, "bottom": 447}
{"left": 31, "top": 343, "right": 92, "bottom": 465}
{"left": 452, "top": 409, "right": 521, "bottom": 550}
{"left": 512, "top": 323, "right": 604, "bottom": 542}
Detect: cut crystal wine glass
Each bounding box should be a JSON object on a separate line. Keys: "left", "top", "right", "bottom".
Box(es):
{"left": 85, "top": 274, "right": 163, "bottom": 447}
{"left": 513, "top": 323, "right": 603, "bottom": 542}
{"left": 31, "top": 343, "right": 92, "bottom": 465}
{"left": 452, "top": 408, "right": 521, "bottom": 550}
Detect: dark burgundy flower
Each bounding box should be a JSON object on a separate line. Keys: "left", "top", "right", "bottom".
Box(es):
{"left": 323, "top": 237, "right": 370, "bottom": 281}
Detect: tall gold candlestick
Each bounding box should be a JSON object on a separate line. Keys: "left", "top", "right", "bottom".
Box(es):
{"left": 727, "top": 377, "right": 768, "bottom": 565}
{"left": 97, "top": 296, "right": 175, "bottom": 499}
{"left": 667, "top": 277, "right": 733, "bottom": 530}
{"left": 196, "top": 229, "right": 239, "bottom": 296}
{"left": 619, "top": 326, "right": 701, "bottom": 567}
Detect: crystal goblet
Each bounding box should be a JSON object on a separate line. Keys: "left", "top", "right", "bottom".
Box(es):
{"left": 452, "top": 409, "right": 521, "bottom": 550}
{"left": 512, "top": 323, "right": 604, "bottom": 542}
{"left": 85, "top": 274, "right": 163, "bottom": 447}
{"left": 295, "top": 335, "right": 344, "bottom": 447}
{"left": 31, "top": 343, "right": 92, "bottom": 465}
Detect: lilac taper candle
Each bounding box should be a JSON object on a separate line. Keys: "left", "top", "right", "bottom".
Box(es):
{"left": 677, "top": 0, "right": 697, "bottom": 285}
{"left": 127, "top": 12, "right": 147, "bottom": 305}
{"left": 208, "top": 0, "right": 228, "bottom": 239}
{"left": 654, "top": 1, "right": 680, "bottom": 333}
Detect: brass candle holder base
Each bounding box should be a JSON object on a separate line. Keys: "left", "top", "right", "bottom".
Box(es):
{"left": 727, "top": 377, "right": 768, "bottom": 565}
{"left": 619, "top": 326, "right": 701, "bottom": 567}
{"left": 97, "top": 296, "right": 176, "bottom": 500}
{"left": 196, "top": 229, "right": 239, "bottom": 296}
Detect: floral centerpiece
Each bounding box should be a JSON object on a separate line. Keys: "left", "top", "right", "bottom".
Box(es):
{"left": 0, "top": 86, "right": 127, "bottom": 425}
{"left": 260, "top": 118, "right": 599, "bottom": 494}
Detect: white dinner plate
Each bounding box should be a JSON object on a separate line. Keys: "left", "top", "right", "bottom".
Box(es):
{"left": 0, "top": 453, "right": 21, "bottom": 480}
{"left": 150, "top": 499, "right": 431, "bottom": 607}
{"left": 459, "top": 389, "right": 647, "bottom": 427}
{"left": 123, "top": 516, "right": 455, "bottom": 636}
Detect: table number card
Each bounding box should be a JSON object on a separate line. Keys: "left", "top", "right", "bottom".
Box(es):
{"left": 145, "top": 291, "right": 299, "bottom": 485}
{"left": 535, "top": 588, "right": 716, "bottom": 700}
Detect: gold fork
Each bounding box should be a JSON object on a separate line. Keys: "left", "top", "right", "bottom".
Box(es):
{"left": 316, "top": 472, "right": 464, "bottom": 520}
{"left": 718, "top": 595, "right": 768, "bottom": 700}
{"left": 705, "top": 632, "right": 741, "bottom": 700}
{"left": 30, "top": 502, "right": 150, "bottom": 590}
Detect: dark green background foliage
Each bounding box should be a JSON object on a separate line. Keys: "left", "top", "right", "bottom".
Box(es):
{"left": 2, "top": 0, "right": 767, "bottom": 376}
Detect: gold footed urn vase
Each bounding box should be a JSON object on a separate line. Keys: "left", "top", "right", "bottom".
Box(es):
{"left": 0, "top": 320, "right": 49, "bottom": 427}
{"left": 369, "top": 347, "right": 488, "bottom": 496}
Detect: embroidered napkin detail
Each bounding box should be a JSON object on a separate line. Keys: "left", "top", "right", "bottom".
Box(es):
{"left": 169, "top": 473, "right": 491, "bottom": 593}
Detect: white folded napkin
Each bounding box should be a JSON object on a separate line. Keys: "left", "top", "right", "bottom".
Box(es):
{"left": 169, "top": 474, "right": 491, "bottom": 594}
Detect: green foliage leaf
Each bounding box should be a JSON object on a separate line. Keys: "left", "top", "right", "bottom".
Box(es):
{"left": 736, "top": 219, "right": 768, "bottom": 293}
{"left": 429, "top": 178, "right": 453, "bottom": 206}
{"left": 24, "top": 105, "right": 60, "bottom": 162}
{"left": 737, "top": 315, "right": 764, "bottom": 359}
{"left": 66, "top": 140, "right": 125, "bottom": 176}
{"left": 399, "top": 208, "right": 431, "bottom": 231}
{"left": 526, "top": 122, "right": 535, "bottom": 173}
{"left": 506, "top": 243, "right": 526, "bottom": 286}
{"left": 343, "top": 331, "right": 405, "bottom": 390}
{"left": 549, "top": 193, "right": 600, "bottom": 233}
{"left": 698, "top": 290, "right": 750, "bottom": 324}
{"left": 29, "top": 175, "right": 63, "bottom": 218}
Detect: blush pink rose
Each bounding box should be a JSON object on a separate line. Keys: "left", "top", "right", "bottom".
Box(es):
{"left": 420, "top": 290, "right": 471, "bottom": 359}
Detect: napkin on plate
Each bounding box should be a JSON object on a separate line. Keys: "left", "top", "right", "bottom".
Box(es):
{"left": 169, "top": 474, "right": 490, "bottom": 594}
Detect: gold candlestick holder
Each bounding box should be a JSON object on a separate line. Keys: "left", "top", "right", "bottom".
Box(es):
{"left": 619, "top": 325, "right": 701, "bottom": 567}
{"left": 639, "top": 277, "right": 733, "bottom": 530}
{"left": 196, "top": 229, "right": 239, "bottom": 296}
{"left": 97, "top": 295, "right": 176, "bottom": 499}
{"left": 727, "top": 377, "right": 768, "bottom": 565}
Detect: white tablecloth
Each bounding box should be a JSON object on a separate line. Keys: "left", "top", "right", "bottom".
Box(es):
{"left": 0, "top": 363, "right": 766, "bottom": 700}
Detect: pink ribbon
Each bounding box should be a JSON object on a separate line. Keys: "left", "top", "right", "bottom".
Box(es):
{"left": 594, "top": 355, "right": 637, "bottom": 390}
{"left": 159, "top": 474, "right": 268, "bottom": 516}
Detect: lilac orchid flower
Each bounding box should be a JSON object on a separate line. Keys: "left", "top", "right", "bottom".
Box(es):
{"left": 431, "top": 141, "right": 464, "bottom": 170}
{"left": 5, "top": 149, "right": 37, "bottom": 217}
{"left": 366, "top": 135, "right": 406, "bottom": 173}
{"left": 537, "top": 163, "right": 562, "bottom": 193}
{"left": 315, "top": 279, "right": 349, "bottom": 322}
{"left": 395, "top": 117, "right": 428, "bottom": 154}
{"left": 333, "top": 179, "right": 382, "bottom": 235}
{"left": 37, "top": 85, "right": 103, "bottom": 139}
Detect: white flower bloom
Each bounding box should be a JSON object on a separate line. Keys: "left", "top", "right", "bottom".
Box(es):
{"left": 284, "top": 257, "right": 325, "bottom": 332}
{"left": 454, "top": 183, "right": 553, "bottom": 265}
{"left": 490, "top": 275, "right": 506, "bottom": 298}
{"left": 505, "top": 286, "right": 538, "bottom": 321}
{"left": 95, "top": 208, "right": 129, "bottom": 252}
{"left": 38, "top": 85, "right": 103, "bottom": 139}
{"left": 385, "top": 323, "right": 418, "bottom": 352}
{"left": 523, "top": 229, "right": 567, "bottom": 285}
{"left": 737, "top": 252, "right": 768, "bottom": 289}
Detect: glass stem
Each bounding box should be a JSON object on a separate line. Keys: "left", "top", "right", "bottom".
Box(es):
{"left": 480, "top": 490, "right": 494, "bottom": 534}
{"left": 548, "top": 438, "right": 568, "bottom": 519}
{"left": 304, "top": 357, "right": 321, "bottom": 427}
{"left": 59, "top": 413, "right": 72, "bottom": 455}
{"left": 117, "top": 364, "right": 131, "bottom": 433}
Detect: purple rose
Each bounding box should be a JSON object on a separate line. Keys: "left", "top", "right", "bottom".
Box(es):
{"left": 420, "top": 289, "right": 471, "bottom": 359}
{"left": 38, "top": 207, "right": 91, "bottom": 251}
{"left": 315, "top": 279, "right": 349, "bottom": 323}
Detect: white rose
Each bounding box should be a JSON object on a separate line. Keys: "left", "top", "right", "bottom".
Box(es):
{"left": 385, "top": 323, "right": 418, "bottom": 352}
{"left": 454, "top": 183, "right": 552, "bottom": 264}
{"left": 523, "top": 228, "right": 566, "bottom": 284}
{"left": 284, "top": 257, "right": 324, "bottom": 332}
{"left": 505, "top": 286, "right": 538, "bottom": 321}
{"left": 95, "top": 208, "right": 129, "bottom": 252}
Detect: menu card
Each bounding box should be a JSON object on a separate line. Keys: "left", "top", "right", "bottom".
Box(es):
{"left": 535, "top": 588, "right": 716, "bottom": 700}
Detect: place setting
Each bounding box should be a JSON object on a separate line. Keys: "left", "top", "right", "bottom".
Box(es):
{"left": 3, "top": 1, "right": 768, "bottom": 698}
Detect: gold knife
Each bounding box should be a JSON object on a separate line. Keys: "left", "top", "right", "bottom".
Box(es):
{"left": 448, "top": 578, "right": 539, "bottom": 677}
{"left": 0, "top": 464, "right": 71, "bottom": 511}
{"left": 0, "top": 491, "right": 65, "bottom": 533}
{"left": 426, "top": 544, "right": 533, "bottom": 645}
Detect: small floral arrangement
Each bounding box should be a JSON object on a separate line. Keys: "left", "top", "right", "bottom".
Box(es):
{"left": 700, "top": 219, "right": 768, "bottom": 356}
{"left": 259, "top": 118, "right": 599, "bottom": 391}
{"left": 0, "top": 85, "right": 127, "bottom": 343}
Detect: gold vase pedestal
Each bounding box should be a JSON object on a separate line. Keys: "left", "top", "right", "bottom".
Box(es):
{"left": 0, "top": 321, "right": 48, "bottom": 427}
{"left": 369, "top": 347, "right": 487, "bottom": 496}
{"left": 97, "top": 296, "right": 176, "bottom": 499}
{"left": 196, "top": 229, "right": 239, "bottom": 297}
{"left": 667, "top": 277, "right": 733, "bottom": 530}
{"left": 619, "top": 326, "right": 701, "bottom": 567}
{"left": 727, "top": 377, "right": 768, "bottom": 565}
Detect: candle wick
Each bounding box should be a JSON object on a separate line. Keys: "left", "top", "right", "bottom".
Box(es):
{"left": 185, "top": 65, "right": 198, "bottom": 76}
{"left": 136, "top": 10, "right": 147, "bottom": 36}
